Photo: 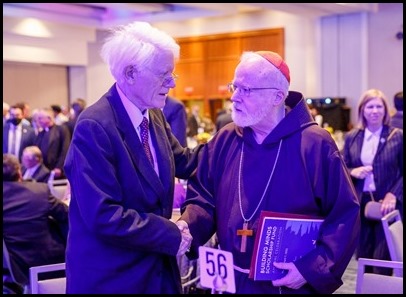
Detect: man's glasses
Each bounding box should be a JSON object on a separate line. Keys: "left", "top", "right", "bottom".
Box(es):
{"left": 163, "top": 73, "right": 179, "bottom": 85}
{"left": 144, "top": 66, "right": 179, "bottom": 85}
{"left": 227, "top": 82, "right": 279, "bottom": 96}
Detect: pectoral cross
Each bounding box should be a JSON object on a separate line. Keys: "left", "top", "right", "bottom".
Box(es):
{"left": 237, "top": 221, "right": 253, "bottom": 253}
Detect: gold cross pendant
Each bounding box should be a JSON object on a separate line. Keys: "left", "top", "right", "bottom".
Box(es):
{"left": 236, "top": 221, "right": 253, "bottom": 253}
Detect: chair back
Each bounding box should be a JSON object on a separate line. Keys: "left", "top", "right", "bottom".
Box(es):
{"left": 381, "top": 210, "right": 403, "bottom": 276}
{"left": 48, "top": 175, "right": 69, "bottom": 200}
{"left": 29, "top": 263, "right": 66, "bottom": 294}
{"left": 356, "top": 258, "right": 403, "bottom": 294}
{"left": 3, "top": 238, "right": 28, "bottom": 289}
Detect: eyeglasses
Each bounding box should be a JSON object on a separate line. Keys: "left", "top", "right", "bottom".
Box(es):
{"left": 227, "top": 82, "right": 279, "bottom": 96}
{"left": 144, "top": 66, "right": 179, "bottom": 85}
{"left": 163, "top": 73, "right": 179, "bottom": 85}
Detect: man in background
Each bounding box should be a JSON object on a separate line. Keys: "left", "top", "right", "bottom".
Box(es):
{"left": 65, "top": 98, "right": 87, "bottom": 138}
{"left": 163, "top": 96, "right": 188, "bottom": 147}
{"left": 34, "top": 108, "right": 71, "bottom": 179}
{"left": 390, "top": 91, "right": 403, "bottom": 129}
{"left": 51, "top": 104, "right": 69, "bottom": 125}
{"left": 15, "top": 102, "right": 31, "bottom": 126}
{"left": 215, "top": 100, "right": 233, "bottom": 131}
{"left": 3, "top": 153, "right": 68, "bottom": 287}
{"left": 187, "top": 105, "right": 201, "bottom": 138}
{"left": 2, "top": 105, "right": 36, "bottom": 161}
{"left": 21, "top": 145, "right": 51, "bottom": 182}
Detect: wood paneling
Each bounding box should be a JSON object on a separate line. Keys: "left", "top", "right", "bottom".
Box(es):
{"left": 170, "top": 28, "right": 284, "bottom": 121}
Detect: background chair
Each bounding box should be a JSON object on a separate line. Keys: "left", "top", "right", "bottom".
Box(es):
{"left": 3, "top": 239, "right": 29, "bottom": 294}
{"left": 48, "top": 175, "right": 69, "bottom": 201}
{"left": 355, "top": 258, "right": 403, "bottom": 294}
{"left": 29, "top": 263, "right": 66, "bottom": 294}
{"left": 381, "top": 209, "right": 403, "bottom": 276}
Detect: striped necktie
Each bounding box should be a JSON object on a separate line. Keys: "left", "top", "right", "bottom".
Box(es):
{"left": 140, "top": 117, "right": 154, "bottom": 164}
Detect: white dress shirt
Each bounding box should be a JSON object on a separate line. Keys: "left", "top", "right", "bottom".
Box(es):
{"left": 8, "top": 124, "right": 22, "bottom": 157}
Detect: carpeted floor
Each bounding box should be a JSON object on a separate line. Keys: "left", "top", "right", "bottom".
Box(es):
{"left": 334, "top": 255, "right": 357, "bottom": 294}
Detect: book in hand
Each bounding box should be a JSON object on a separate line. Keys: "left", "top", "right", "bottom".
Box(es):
{"left": 249, "top": 211, "right": 323, "bottom": 281}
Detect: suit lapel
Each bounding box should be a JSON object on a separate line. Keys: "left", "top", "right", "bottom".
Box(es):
{"left": 375, "top": 126, "right": 390, "bottom": 156}
{"left": 106, "top": 86, "right": 165, "bottom": 197}
{"left": 354, "top": 129, "right": 364, "bottom": 158}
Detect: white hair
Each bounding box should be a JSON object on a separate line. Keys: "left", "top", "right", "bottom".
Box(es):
{"left": 100, "top": 21, "right": 180, "bottom": 85}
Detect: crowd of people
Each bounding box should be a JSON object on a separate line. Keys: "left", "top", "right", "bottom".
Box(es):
{"left": 2, "top": 99, "right": 85, "bottom": 292}
{"left": 3, "top": 98, "right": 87, "bottom": 179}
{"left": 2, "top": 20, "right": 403, "bottom": 294}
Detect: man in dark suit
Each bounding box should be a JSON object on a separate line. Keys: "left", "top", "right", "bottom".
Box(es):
{"left": 34, "top": 108, "right": 71, "bottom": 179}
{"left": 390, "top": 91, "right": 403, "bottom": 129}
{"left": 163, "top": 96, "right": 187, "bottom": 147}
{"left": 21, "top": 145, "right": 51, "bottom": 182}
{"left": 187, "top": 105, "right": 201, "bottom": 138}
{"left": 2, "top": 105, "right": 36, "bottom": 161}
{"left": 3, "top": 153, "right": 69, "bottom": 287}
{"left": 63, "top": 21, "right": 202, "bottom": 294}
{"left": 215, "top": 100, "right": 233, "bottom": 132}
{"left": 64, "top": 98, "right": 87, "bottom": 138}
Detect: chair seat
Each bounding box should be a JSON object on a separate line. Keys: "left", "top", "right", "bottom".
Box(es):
{"left": 37, "top": 277, "right": 66, "bottom": 294}
{"left": 360, "top": 273, "right": 403, "bottom": 294}
{"left": 29, "top": 263, "right": 66, "bottom": 294}
{"left": 356, "top": 258, "right": 403, "bottom": 294}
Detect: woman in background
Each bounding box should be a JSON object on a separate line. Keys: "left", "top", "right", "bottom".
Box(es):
{"left": 342, "top": 88, "right": 403, "bottom": 275}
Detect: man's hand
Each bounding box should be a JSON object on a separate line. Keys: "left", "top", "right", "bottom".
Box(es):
{"left": 271, "top": 262, "right": 307, "bottom": 289}
{"left": 175, "top": 220, "right": 192, "bottom": 256}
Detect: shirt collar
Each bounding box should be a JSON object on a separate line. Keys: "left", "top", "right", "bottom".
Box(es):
{"left": 365, "top": 126, "right": 382, "bottom": 140}
{"left": 27, "top": 163, "right": 40, "bottom": 174}
{"left": 11, "top": 123, "right": 21, "bottom": 130}
{"left": 115, "top": 84, "right": 148, "bottom": 128}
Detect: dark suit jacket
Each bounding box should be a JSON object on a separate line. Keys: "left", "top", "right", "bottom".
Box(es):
{"left": 34, "top": 124, "right": 71, "bottom": 172}
{"left": 187, "top": 114, "right": 199, "bottom": 137}
{"left": 390, "top": 112, "right": 403, "bottom": 129}
{"left": 342, "top": 125, "right": 403, "bottom": 215}
{"left": 2, "top": 123, "right": 36, "bottom": 161}
{"left": 215, "top": 112, "right": 233, "bottom": 132}
{"left": 163, "top": 96, "right": 187, "bottom": 147}
{"left": 22, "top": 164, "right": 51, "bottom": 183}
{"left": 3, "top": 181, "right": 69, "bottom": 285}
{"left": 64, "top": 84, "right": 201, "bottom": 294}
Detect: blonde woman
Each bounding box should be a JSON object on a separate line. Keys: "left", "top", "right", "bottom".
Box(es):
{"left": 342, "top": 88, "right": 403, "bottom": 275}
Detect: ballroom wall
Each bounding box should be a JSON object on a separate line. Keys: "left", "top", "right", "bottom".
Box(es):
{"left": 85, "top": 4, "right": 403, "bottom": 126}
{"left": 3, "top": 3, "right": 403, "bottom": 127}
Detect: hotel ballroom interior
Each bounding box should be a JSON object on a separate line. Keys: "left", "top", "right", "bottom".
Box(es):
{"left": 3, "top": 3, "right": 403, "bottom": 294}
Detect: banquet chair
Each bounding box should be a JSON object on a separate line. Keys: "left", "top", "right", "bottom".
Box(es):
{"left": 381, "top": 209, "right": 403, "bottom": 276}
{"left": 29, "top": 263, "right": 66, "bottom": 294}
{"left": 3, "top": 239, "right": 29, "bottom": 294}
{"left": 356, "top": 258, "right": 403, "bottom": 294}
{"left": 48, "top": 178, "right": 69, "bottom": 200}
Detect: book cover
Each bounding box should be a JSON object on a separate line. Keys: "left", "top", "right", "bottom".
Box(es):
{"left": 249, "top": 211, "right": 323, "bottom": 281}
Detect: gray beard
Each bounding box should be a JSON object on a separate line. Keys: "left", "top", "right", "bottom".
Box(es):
{"left": 232, "top": 107, "right": 270, "bottom": 127}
